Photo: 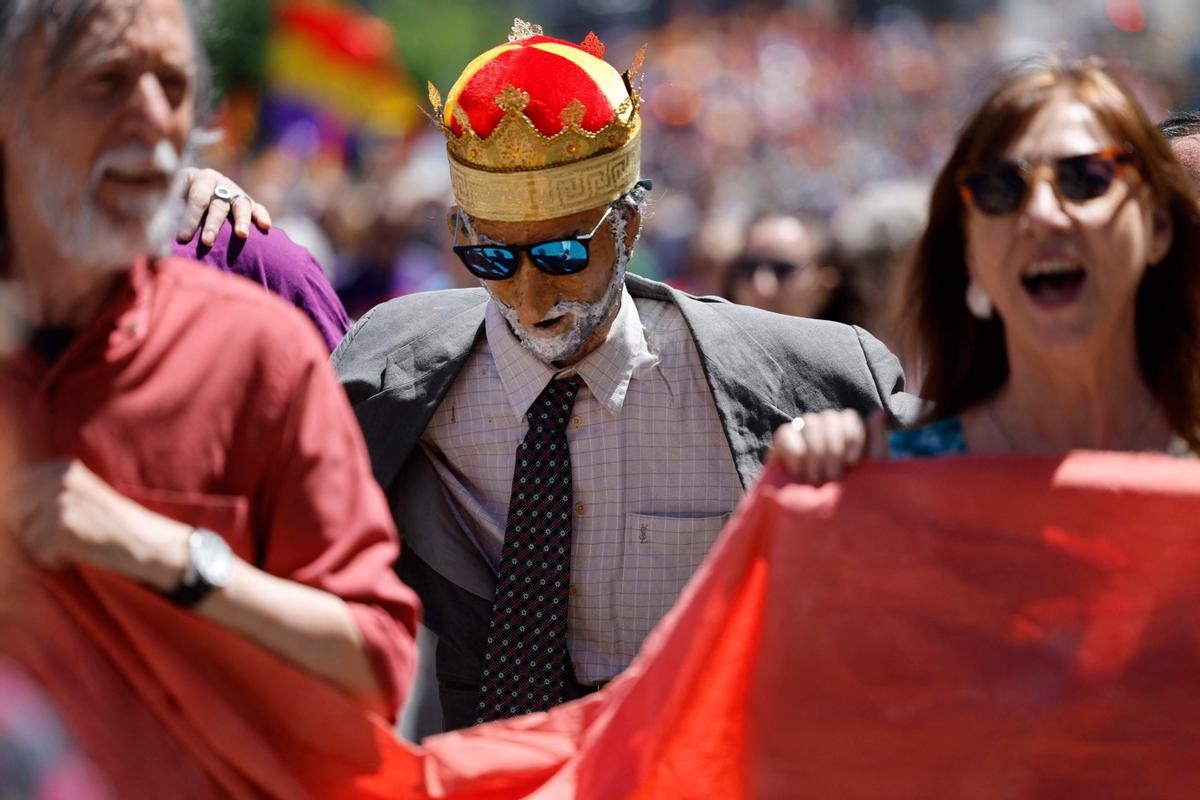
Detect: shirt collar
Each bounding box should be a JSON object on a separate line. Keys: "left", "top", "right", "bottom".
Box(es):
{"left": 485, "top": 286, "right": 660, "bottom": 423}
{"left": 103, "top": 255, "right": 155, "bottom": 360}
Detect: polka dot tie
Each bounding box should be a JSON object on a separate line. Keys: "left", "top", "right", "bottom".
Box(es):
{"left": 476, "top": 376, "right": 581, "bottom": 723}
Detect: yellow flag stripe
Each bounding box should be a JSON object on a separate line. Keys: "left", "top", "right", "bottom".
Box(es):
{"left": 268, "top": 32, "right": 419, "bottom": 135}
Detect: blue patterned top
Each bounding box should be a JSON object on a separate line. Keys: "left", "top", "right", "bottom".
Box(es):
{"left": 888, "top": 416, "right": 967, "bottom": 458}
{"left": 888, "top": 416, "right": 1192, "bottom": 458}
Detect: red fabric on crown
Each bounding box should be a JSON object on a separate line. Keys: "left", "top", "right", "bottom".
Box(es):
{"left": 449, "top": 41, "right": 618, "bottom": 139}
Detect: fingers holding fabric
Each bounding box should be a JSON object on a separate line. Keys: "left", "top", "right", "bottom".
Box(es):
{"left": 769, "top": 409, "right": 870, "bottom": 485}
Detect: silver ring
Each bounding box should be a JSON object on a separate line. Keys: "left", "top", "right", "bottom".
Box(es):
{"left": 212, "top": 185, "right": 235, "bottom": 202}
{"left": 790, "top": 416, "right": 806, "bottom": 433}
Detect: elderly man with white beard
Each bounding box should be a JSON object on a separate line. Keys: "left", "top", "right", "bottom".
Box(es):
{"left": 332, "top": 20, "right": 917, "bottom": 731}
{"left": 0, "top": 1, "right": 419, "bottom": 793}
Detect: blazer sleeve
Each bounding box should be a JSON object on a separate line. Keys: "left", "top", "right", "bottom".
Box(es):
{"left": 853, "top": 325, "right": 921, "bottom": 427}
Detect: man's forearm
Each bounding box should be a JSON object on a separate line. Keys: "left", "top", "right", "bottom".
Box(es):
{"left": 128, "top": 520, "right": 387, "bottom": 714}
{"left": 197, "top": 560, "right": 388, "bottom": 716}
{"left": 11, "top": 462, "right": 392, "bottom": 717}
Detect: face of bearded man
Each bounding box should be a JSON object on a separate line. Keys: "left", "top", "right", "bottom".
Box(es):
{"left": 2, "top": 0, "right": 196, "bottom": 273}
{"left": 452, "top": 201, "right": 639, "bottom": 367}
{"left": 16, "top": 128, "right": 186, "bottom": 272}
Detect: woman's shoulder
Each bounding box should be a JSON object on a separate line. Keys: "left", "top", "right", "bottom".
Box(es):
{"left": 888, "top": 416, "right": 968, "bottom": 458}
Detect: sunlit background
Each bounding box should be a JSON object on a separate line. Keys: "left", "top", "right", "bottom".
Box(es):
{"left": 201, "top": 0, "right": 1200, "bottom": 325}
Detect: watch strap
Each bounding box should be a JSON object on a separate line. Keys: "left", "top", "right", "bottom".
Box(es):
{"left": 165, "top": 573, "right": 214, "bottom": 607}
{"left": 165, "top": 528, "right": 230, "bottom": 608}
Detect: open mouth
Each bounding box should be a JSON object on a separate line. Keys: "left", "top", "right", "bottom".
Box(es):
{"left": 534, "top": 314, "right": 567, "bottom": 331}
{"left": 100, "top": 167, "right": 170, "bottom": 190}
{"left": 1020, "top": 260, "right": 1086, "bottom": 308}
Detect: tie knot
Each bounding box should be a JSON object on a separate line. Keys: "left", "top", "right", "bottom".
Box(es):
{"left": 528, "top": 376, "right": 580, "bottom": 428}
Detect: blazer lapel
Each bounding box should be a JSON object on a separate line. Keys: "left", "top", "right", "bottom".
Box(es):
{"left": 355, "top": 301, "right": 487, "bottom": 492}
{"left": 626, "top": 275, "right": 792, "bottom": 489}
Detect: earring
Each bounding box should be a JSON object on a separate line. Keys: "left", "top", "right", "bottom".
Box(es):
{"left": 965, "top": 280, "right": 994, "bottom": 319}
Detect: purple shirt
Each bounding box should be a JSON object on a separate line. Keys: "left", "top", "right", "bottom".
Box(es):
{"left": 171, "top": 224, "right": 349, "bottom": 351}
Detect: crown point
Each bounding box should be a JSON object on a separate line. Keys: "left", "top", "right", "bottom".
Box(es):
{"left": 509, "top": 18, "right": 543, "bottom": 42}
{"left": 452, "top": 106, "right": 474, "bottom": 135}
{"left": 495, "top": 85, "right": 531, "bottom": 114}
{"left": 427, "top": 82, "right": 443, "bottom": 116}
{"left": 560, "top": 99, "right": 586, "bottom": 128}
{"left": 629, "top": 43, "right": 648, "bottom": 80}
{"left": 579, "top": 32, "right": 605, "bottom": 58}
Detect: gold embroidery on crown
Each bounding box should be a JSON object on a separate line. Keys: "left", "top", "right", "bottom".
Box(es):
{"left": 495, "top": 85, "right": 530, "bottom": 114}
{"left": 509, "top": 18, "right": 543, "bottom": 42}
{"left": 560, "top": 99, "right": 586, "bottom": 128}
{"left": 448, "top": 131, "right": 642, "bottom": 221}
{"left": 437, "top": 84, "right": 641, "bottom": 172}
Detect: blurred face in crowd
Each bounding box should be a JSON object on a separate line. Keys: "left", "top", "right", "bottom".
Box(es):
{"left": 2, "top": 0, "right": 194, "bottom": 272}
{"left": 729, "top": 216, "right": 839, "bottom": 318}
{"left": 451, "top": 202, "right": 639, "bottom": 365}
{"left": 1169, "top": 135, "right": 1200, "bottom": 195}
{"left": 963, "top": 91, "right": 1171, "bottom": 364}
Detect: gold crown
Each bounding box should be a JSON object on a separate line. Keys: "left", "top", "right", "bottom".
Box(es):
{"left": 426, "top": 44, "right": 646, "bottom": 173}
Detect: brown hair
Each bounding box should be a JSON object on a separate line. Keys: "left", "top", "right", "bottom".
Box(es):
{"left": 899, "top": 59, "right": 1200, "bottom": 449}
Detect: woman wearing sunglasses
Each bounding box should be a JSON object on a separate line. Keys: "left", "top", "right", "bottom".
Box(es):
{"left": 772, "top": 59, "right": 1200, "bottom": 483}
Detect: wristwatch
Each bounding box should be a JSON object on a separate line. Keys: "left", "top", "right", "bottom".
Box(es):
{"left": 165, "top": 528, "right": 233, "bottom": 608}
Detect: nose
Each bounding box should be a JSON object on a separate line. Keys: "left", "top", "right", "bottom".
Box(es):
{"left": 506, "top": 256, "right": 559, "bottom": 326}
{"left": 751, "top": 265, "right": 781, "bottom": 299}
{"left": 1020, "top": 172, "right": 1071, "bottom": 232}
{"left": 121, "top": 73, "right": 174, "bottom": 142}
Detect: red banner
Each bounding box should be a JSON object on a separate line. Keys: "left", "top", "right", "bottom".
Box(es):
{"left": 20, "top": 452, "right": 1200, "bottom": 798}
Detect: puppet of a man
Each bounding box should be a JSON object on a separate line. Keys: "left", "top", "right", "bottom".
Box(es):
{"left": 334, "top": 20, "right": 914, "bottom": 730}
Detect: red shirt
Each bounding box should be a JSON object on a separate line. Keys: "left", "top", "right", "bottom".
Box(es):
{"left": 2, "top": 257, "right": 419, "bottom": 717}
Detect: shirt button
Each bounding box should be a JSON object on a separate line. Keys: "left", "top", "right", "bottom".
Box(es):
{"left": 569, "top": 586, "right": 580, "bottom": 597}
{"left": 574, "top": 502, "right": 586, "bottom": 514}
{"left": 571, "top": 415, "right": 583, "bottom": 428}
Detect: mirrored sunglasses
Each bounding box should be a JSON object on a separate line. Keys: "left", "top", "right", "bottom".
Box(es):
{"left": 958, "top": 146, "right": 1134, "bottom": 217}
{"left": 453, "top": 206, "right": 614, "bottom": 281}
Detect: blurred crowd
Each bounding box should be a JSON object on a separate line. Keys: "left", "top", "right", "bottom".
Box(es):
{"left": 198, "top": 4, "right": 1194, "bottom": 347}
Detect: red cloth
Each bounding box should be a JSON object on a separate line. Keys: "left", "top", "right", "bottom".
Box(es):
{"left": 424, "top": 452, "right": 1200, "bottom": 798}
{"left": 16, "top": 417, "right": 1200, "bottom": 796}
{"left": 3, "top": 258, "right": 418, "bottom": 797}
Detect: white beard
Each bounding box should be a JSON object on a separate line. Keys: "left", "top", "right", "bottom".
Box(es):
{"left": 18, "top": 126, "right": 184, "bottom": 273}
{"left": 485, "top": 205, "right": 633, "bottom": 365}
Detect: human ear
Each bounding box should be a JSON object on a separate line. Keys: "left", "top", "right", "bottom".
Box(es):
{"left": 623, "top": 207, "right": 641, "bottom": 252}
{"left": 445, "top": 206, "right": 460, "bottom": 242}
{"left": 1148, "top": 203, "right": 1173, "bottom": 266}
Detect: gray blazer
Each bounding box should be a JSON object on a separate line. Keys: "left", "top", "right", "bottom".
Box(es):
{"left": 333, "top": 274, "right": 915, "bottom": 728}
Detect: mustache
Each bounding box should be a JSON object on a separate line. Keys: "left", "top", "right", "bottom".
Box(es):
{"left": 536, "top": 300, "right": 591, "bottom": 322}
{"left": 90, "top": 140, "right": 181, "bottom": 183}
{"left": 491, "top": 297, "right": 592, "bottom": 326}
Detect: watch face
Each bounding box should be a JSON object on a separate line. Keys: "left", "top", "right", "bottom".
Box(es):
{"left": 191, "top": 529, "right": 234, "bottom": 588}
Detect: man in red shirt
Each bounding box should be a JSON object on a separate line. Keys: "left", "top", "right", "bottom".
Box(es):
{"left": 0, "top": 0, "right": 419, "bottom": 794}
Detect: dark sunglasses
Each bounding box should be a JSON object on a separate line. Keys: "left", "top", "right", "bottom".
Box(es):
{"left": 958, "top": 146, "right": 1134, "bottom": 217}
{"left": 729, "top": 258, "right": 800, "bottom": 281}
{"left": 452, "top": 206, "right": 614, "bottom": 281}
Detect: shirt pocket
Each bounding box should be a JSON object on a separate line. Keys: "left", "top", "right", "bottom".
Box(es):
{"left": 616, "top": 511, "right": 731, "bottom": 649}
{"left": 113, "top": 484, "right": 253, "bottom": 562}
